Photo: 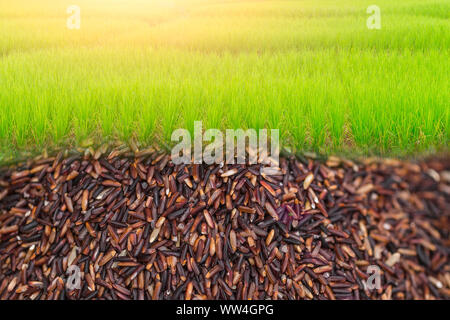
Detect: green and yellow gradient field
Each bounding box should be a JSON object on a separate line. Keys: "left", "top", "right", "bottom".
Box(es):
{"left": 0, "top": 0, "right": 448, "bottom": 162}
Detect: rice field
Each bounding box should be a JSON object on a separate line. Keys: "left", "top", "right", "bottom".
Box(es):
{"left": 0, "top": 0, "right": 449, "bottom": 162}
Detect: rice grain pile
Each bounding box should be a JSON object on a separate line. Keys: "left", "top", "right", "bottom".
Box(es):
{"left": 0, "top": 149, "right": 449, "bottom": 300}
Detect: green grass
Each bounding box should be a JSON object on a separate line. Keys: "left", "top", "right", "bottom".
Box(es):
{"left": 0, "top": 0, "right": 449, "bottom": 162}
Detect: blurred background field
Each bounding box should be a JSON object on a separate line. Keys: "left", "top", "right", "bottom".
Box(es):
{"left": 0, "top": 0, "right": 448, "bottom": 162}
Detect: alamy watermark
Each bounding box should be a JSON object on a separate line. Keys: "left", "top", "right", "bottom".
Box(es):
{"left": 364, "top": 265, "right": 382, "bottom": 290}
{"left": 66, "top": 5, "right": 379, "bottom": 31}
{"left": 171, "top": 121, "right": 279, "bottom": 170}
{"left": 367, "top": 5, "right": 381, "bottom": 30}
{"left": 66, "top": 265, "right": 81, "bottom": 290}
{"left": 66, "top": 5, "right": 81, "bottom": 30}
